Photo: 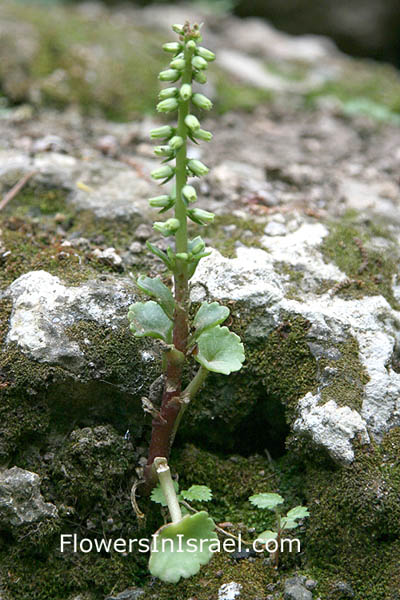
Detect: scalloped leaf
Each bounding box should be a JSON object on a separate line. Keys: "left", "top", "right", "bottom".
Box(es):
{"left": 280, "top": 517, "right": 299, "bottom": 530}
{"left": 256, "top": 530, "right": 278, "bottom": 544}
{"left": 195, "top": 326, "right": 245, "bottom": 375}
{"left": 180, "top": 485, "right": 212, "bottom": 502}
{"left": 137, "top": 275, "right": 175, "bottom": 319}
{"left": 249, "top": 493, "right": 284, "bottom": 510}
{"left": 151, "top": 481, "right": 180, "bottom": 507}
{"left": 193, "top": 302, "right": 230, "bottom": 338}
{"left": 284, "top": 505, "right": 310, "bottom": 523}
{"left": 149, "top": 511, "right": 217, "bottom": 583}
{"left": 128, "top": 301, "right": 172, "bottom": 343}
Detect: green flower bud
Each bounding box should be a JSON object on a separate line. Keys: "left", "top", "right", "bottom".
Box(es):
{"left": 185, "top": 114, "right": 201, "bottom": 131}
{"left": 192, "top": 93, "right": 213, "bottom": 111}
{"left": 151, "top": 165, "right": 174, "bottom": 180}
{"left": 153, "top": 145, "right": 174, "bottom": 157}
{"left": 148, "top": 195, "right": 174, "bottom": 208}
{"left": 156, "top": 98, "right": 179, "bottom": 113}
{"left": 188, "top": 208, "right": 215, "bottom": 225}
{"left": 163, "top": 42, "right": 182, "bottom": 53}
{"left": 193, "top": 128, "right": 213, "bottom": 142}
{"left": 188, "top": 159, "right": 209, "bottom": 177}
{"left": 169, "top": 135, "right": 184, "bottom": 150}
{"left": 158, "top": 69, "right": 180, "bottom": 82}
{"left": 182, "top": 185, "right": 197, "bottom": 203}
{"left": 172, "top": 24, "right": 184, "bottom": 34}
{"left": 150, "top": 125, "right": 174, "bottom": 139}
{"left": 191, "top": 238, "right": 206, "bottom": 254}
{"left": 193, "top": 70, "right": 207, "bottom": 84}
{"left": 179, "top": 83, "right": 192, "bottom": 101}
{"left": 170, "top": 58, "right": 185, "bottom": 70}
{"left": 158, "top": 87, "right": 178, "bottom": 100}
{"left": 176, "top": 252, "right": 189, "bottom": 260}
{"left": 196, "top": 46, "right": 216, "bottom": 62}
{"left": 192, "top": 56, "right": 208, "bottom": 70}
{"left": 186, "top": 40, "right": 197, "bottom": 51}
{"left": 153, "top": 218, "right": 180, "bottom": 236}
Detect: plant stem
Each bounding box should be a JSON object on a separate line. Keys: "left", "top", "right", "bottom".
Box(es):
{"left": 143, "top": 42, "right": 195, "bottom": 493}
{"left": 154, "top": 457, "right": 182, "bottom": 523}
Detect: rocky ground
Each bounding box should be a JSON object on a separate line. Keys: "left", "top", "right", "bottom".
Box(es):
{"left": 1, "top": 2, "right": 400, "bottom": 600}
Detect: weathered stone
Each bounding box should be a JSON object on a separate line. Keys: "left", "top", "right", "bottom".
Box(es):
{"left": 0, "top": 467, "right": 57, "bottom": 527}
{"left": 284, "top": 576, "right": 313, "bottom": 600}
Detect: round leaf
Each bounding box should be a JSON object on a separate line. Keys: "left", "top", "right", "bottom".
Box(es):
{"left": 195, "top": 326, "right": 245, "bottom": 375}
{"left": 193, "top": 302, "right": 230, "bottom": 337}
{"left": 137, "top": 275, "right": 175, "bottom": 319}
{"left": 256, "top": 530, "right": 278, "bottom": 544}
{"left": 149, "top": 511, "right": 217, "bottom": 583}
{"left": 280, "top": 517, "right": 298, "bottom": 530}
{"left": 285, "top": 505, "right": 310, "bottom": 521}
{"left": 249, "top": 492, "right": 284, "bottom": 510}
{"left": 180, "top": 485, "right": 212, "bottom": 502}
{"left": 128, "top": 301, "right": 172, "bottom": 343}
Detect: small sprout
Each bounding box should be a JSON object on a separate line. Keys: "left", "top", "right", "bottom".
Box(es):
{"left": 249, "top": 493, "right": 284, "bottom": 510}
{"left": 180, "top": 485, "right": 212, "bottom": 502}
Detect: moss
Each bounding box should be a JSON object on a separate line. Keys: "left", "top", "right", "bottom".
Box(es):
{"left": 320, "top": 214, "right": 400, "bottom": 309}
{"left": 304, "top": 428, "right": 400, "bottom": 599}
{"left": 214, "top": 68, "right": 273, "bottom": 114}
{"left": 205, "top": 215, "right": 265, "bottom": 258}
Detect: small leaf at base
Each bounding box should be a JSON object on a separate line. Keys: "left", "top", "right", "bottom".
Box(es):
{"left": 195, "top": 326, "right": 245, "bottom": 375}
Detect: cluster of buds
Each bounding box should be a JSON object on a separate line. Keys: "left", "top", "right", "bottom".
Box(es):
{"left": 147, "top": 21, "right": 216, "bottom": 273}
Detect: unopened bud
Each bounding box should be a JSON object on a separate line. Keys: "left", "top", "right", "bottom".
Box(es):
{"left": 192, "top": 56, "right": 208, "bottom": 70}
{"left": 149, "top": 195, "right": 174, "bottom": 208}
{"left": 153, "top": 145, "right": 174, "bottom": 157}
{"left": 192, "top": 93, "right": 213, "bottom": 111}
{"left": 172, "top": 24, "right": 184, "bottom": 34}
{"left": 156, "top": 98, "right": 179, "bottom": 113}
{"left": 188, "top": 208, "right": 215, "bottom": 225}
{"left": 169, "top": 136, "right": 184, "bottom": 150}
{"left": 162, "top": 42, "right": 182, "bottom": 53}
{"left": 179, "top": 83, "right": 192, "bottom": 101}
{"left": 196, "top": 47, "right": 216, "bottom": 62}
{"left": 193, "top": 128, "right": 213, "bottom": 142}
{"left": 158, "top": 87, "right": 178, "bottom": 100}
{"left": 182, "top": 185, "right": 197, "bottom": 203}
{"left": 158, "top": 69, "right": 180, "bottom": 82}
{"left": 150, "top": 125, "right": 174, "bottom": 139}
{"left": 185, "top": 114, "right": 201, "bottom": 131}
{"left": 176, "top": 252, "right": 189, "bottom": 260}
{"left": 153, "top": 218, "right": 180, "bottom": 236}
{"left": 193, "top": 70, "right": 207, "bottom": 84}
{"left": 170, "top": 58, "right": 185, "bottom": 70}
{"left": 188, "top": 159, "right": 209, "bottom": 177}
{"left": 191, "top": 238, "right": 206, "bottom": 254}
{"left": 186, "top": 40, "right": 197, "bottom": 51}
{"left": 151, "top": 165, "right": 174, "bottom": 180}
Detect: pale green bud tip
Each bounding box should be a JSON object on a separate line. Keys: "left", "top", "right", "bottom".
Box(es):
{"left": 148, "top": 195, "right": 172, "bottom": 207}
{"left": 170, "top": 58, "right": 185, "bottom": 70}
{"left": 182, "top": 185, "right": 197, "bottom": 203}
{"left": 153, "top": 218, "right": 180, "bottom": 236}
{"left": 158, "top": 87, "right": 178, "bottom": 100}
{"left": 197, "top": 46, "right": 216, "bottom": 61}
{"left": 191, "top": 240, "right": 205, "bottom": 254}
{"left": 150, "top": 125, "right": 173, "bottom": 139}
{"left": 192, "top": 93, "right": 213, "bottom": 111}
{"left": 172, "top": 24, "right": 184, "bottom": 34}
{"left": 179, "top": 83, "right": 192, "bottom": 101}
{"left": 151, "top": 165, "right": 174, "bottom": 180}
{"left": 156, "top": 98, "right": 179, "bottom": 113}
{"left": 193, "top": 128, "right": 213, "bottom": 142}
{"left": 185, "top": 114, "right": 201, "bottom": 131}
{"left": 188, "top": 208, "right": 215, "bottom": 225}
{"left": 176, "top": 252, "right": 189, "bottom": 260}
{"left": 192, "top": 56, "right": 208, "bottom": 70}
{"left": 169, "top": 135, "right": 184, "bottom": 150}
{"left": 193, "top": 70, "right": 207, "bottom": 84}
{"left": 163, "top": 42, "right": 181, "bottom": 53}
{"left": 188, "top": 159, "right": 209, "bottom": 177}
{"left": 158, "top": 69, "right": 180, "bottom": 82}
{"left": 186, "top": 40, "right": 197, "bottom": 51}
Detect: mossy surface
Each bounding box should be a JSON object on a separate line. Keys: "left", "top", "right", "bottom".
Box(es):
{"left": 320, "top": 213, "right": 400, "bottom": 309}
{"left": 205, "top": 215, "right": 265, "bottom": 258}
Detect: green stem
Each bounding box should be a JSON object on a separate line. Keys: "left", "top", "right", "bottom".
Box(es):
{"left": 170, "top": 366, "right": 208, "bottom": 444}
{"left": 154, "top": 457, "right": 182, "bottom": 523}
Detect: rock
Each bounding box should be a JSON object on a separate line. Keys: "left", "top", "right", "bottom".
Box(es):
{"left": 218, "top": 582, "right": 243, "bottom": 600}
{"left": 92, "top": 247, "right": 123, "bottom": 268}
{"left": 0, "top": 467, "right": 57, "bottom": 527}
{"left": 32, "top": 135, "right": 68, "bottom": 154}
{"left": 4, "top": 270, "right": 135, "bottom": 368}
{"left": 104, "top": 589, "right": 144, "bottom": 600}
{"left": 284, "top": 576, "right": 313, "bottom": 600}
{"left": 331, "top": 581, "right": 355, "bottom": 598}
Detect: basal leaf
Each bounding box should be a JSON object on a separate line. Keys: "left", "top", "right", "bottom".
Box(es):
{"left": 195, "top": 326, "right": 245, "bottom": 375}
{"left": 149, "top": 511, "right": 217, "bottom": 583}
{"left": 180, "top": 485, "right": 212, "bottom": 502}
{"left": 151, "top": 481, "right": 179, "bottom": 507}
{"left": 128, "top": 301, "right": 172, "bottom": 343}
{"left": 285, "top": 505, "right": 310, "bottom": 521}
{"left": 193, "top": 302, "right": 229, "bottom": 337}
{"left": 137, "top": 275, "right": 175, "bottom": 319}
{"left": 249, "top": 492, "right": 284, "bottom": 510}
